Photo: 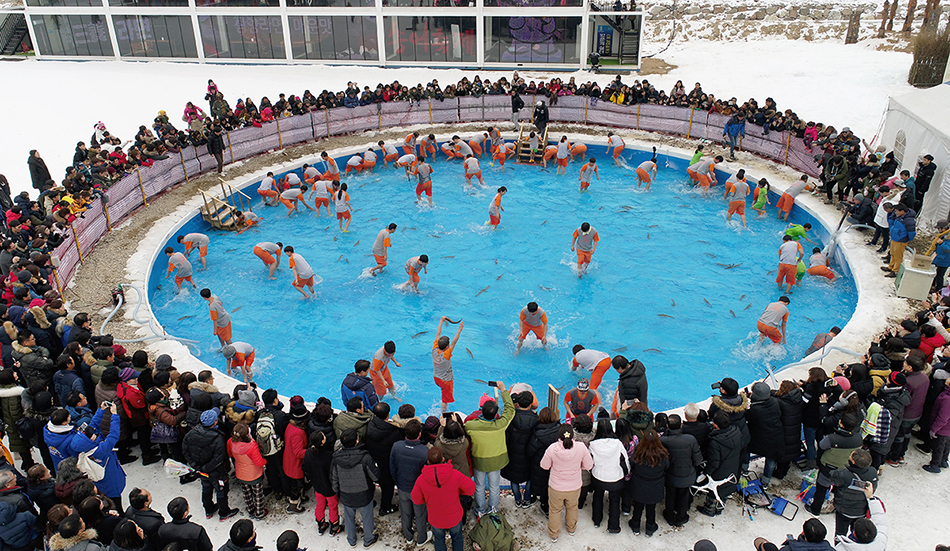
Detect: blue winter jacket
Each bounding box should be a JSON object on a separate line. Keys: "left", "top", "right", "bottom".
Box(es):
{"left": 341, "top": 373, "right": 379, "bottom": 410}
{"left": 53, "top": 369, "right": 84, "bottom": 406}
{"left": 0, "top": 501, "right": 38, "bottom": 550}
{"left": 724, "top": 115, "right": 746, "bottom": 137}
{"left": 389, "top": 439, "right": 429, "bottom": 492}
{"left": 935, "top": 240, "right": 950, "bottom": 268}
{"left": 70, "top": 409, "right": 124, "bottom": 498}
{"left": 43, "top": 423, "right": 78, "bottom": 470}
{"left": 890, "top": 209, "right": 917, "bottom": 243}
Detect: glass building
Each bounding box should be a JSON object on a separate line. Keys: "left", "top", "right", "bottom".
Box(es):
{"left": 14, "top": 0, "right": 642, "bottom": 69}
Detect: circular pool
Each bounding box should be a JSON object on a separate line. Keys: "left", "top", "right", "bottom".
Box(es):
{"left": 147, "top": 144, "right": 857, "bottom": 412}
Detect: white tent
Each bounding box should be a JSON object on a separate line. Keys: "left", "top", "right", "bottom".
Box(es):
{"left": 878, "top": 82, "right": 950, "bottom": 225}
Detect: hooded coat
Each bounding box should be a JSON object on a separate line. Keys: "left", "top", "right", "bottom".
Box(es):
{"left": 27, "top": 153, "right": 51, "bottom": 192}
{"left": 0, "top": 500, "right": 38, "bottom": 551}
{"left": 527, "top": 421, "right": 559, "bottom": 493}
{"left": 0, "top": 384, "right": 28, "bottom": 453}
{"left": 301, "top": 440, "right": 336, "bottom": 498}
{"left": 775, "top": 387, "right": 805, "bottom": 463}
{"left": 434, "top": 429, "right": 472, "bottom": 477}
{"left": 11, "top": 341, "right": 53, "bottom": 389}
{"left": 706, "top": 424, "right": 742, "bottom": 484}
{"left": 411, "top": 462, "right": 476, "bottom": 529}
{"left": 365, "top": 416, "right": 403, "bottom": 488}
{"left": 499, "top": 409, "right": 537, "bottom": 484}
{"left": 330, "top": 446, "right": 379, "bottom": 508}
{"left": 70, "top": 409, "right": 124, "bottom": 497}
{"left": 745, "top": 386, "right": 784, "bottom": 459}
{"left": 182, "top": 423, "right": 228, "bottom": 478}
{"left": 616, "top": 360, "right": 649, "bottom": 406}
{"left": 660, "top": 428, "right": 703, "bottom": 488}
{"left": 48, "top": 529, "right": 106, "bottom": 551}
{"left": 708, "top": 393, "right": 750, "bottom": 447}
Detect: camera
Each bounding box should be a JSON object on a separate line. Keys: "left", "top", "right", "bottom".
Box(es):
{"left": 711, "top": 382, "right": 721, "bottom": 390}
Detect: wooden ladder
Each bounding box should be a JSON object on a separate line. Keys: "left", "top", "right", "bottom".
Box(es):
{"left": 199, "top": 191, "right": 239, "bottom": 231}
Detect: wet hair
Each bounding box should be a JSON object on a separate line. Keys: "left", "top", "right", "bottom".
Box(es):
{"left": 714, "top": 155, "right": 724, "bottom": 162}
{"left": 336, "top": 182, "right": 347, "bottom": 200}
{"left": 387, "top": 223, "right": 397, "bottom": 231}
{"left": 164, "top": 246, "right": 174, "bottom": 254}
{"left": 526, "top": 302, "right": 538, "bottom": 312}
{"left": 419, "top": 254, "right": 429, "bottom": 263}
{"left": 558, "top": 423, "right": 575, "bottom": 449}
{"left": 580, "top": 222, "right": 590, "bottom": 232}
{"left": 437, "top": 336, "right": 450, "bottom": 350}
{"left": 736, "top": 169, "right": 745, "bottom": 179}
{"left": 498, "top": 186, "right": 507, "bottom": 193}
{"left": 200, "top": 288, "right": 211, "bottom": 298}
{"left": 803, "top": 223, "right": 812, "bottom": 230}
{"left": 383, "top": 341, "right": 396, "bottom": 354}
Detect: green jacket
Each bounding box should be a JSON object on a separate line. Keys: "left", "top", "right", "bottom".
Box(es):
{"left": 332, "top": 411, "right": 373, "bottom": 441}
{"left": 469, "top": 511, "right": 515, "bottom": 551}
{"left": 0, "top": 383, "right": 28, "bottom": 453}
{"left": 465, "top": 390, "right": 515, "bottom": 473}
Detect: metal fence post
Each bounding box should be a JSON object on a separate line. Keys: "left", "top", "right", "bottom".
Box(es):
{"left": 102, "top": 199, "right": 113, "bottom": 232}
{"left": 52, "top": 268, "right": 63, "bottom": 296}
{"left": 636, "top": 104, "right": 641, "bottom": 131}
{"left": 427, "top": 99, "right": 433, "bottom": 125}
{"left": 324, "top": 107, "right": 331, "bottom": 137}
{"left": 784, "top": 132, "right": 792, "bottom": 165}
{"left": 226, "top": 130, "right": 234, "bottom": 163}
{"left": 310, "top": 109, "right": 317, "bottom": 140}
{"left": 584, "top": 97, "right": 589, "bottom": 124}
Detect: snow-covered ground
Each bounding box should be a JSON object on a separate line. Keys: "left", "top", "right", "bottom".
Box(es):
{"left": 0, "top": 39, "right": 914, "bottom": 195}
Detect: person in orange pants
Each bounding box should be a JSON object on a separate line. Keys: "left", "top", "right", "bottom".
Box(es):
{"left": 418, "top": 134, "right": 437, "bottom": 161}
{"left": 723, "top": 169, "right": 750, "bottom": 227}
{"left": 571, "top": 222, "right": 599, "bottom": 277}
{"left": 687, "top": 155, "right": 722, "bottom": 189}
{"left": 253, "top": 241, "right": 282, "bottom": 279}
{"left": 571, "top": 344, "right": 612, "bottom": 390}
{"left": 378, "top": 140, "right": 399, "bottom": 166}
{"left": 222, "top": 341, "right": 256, "bottom": 385}
{"left": 516, "top": 301, "right": 548, "bottom": 353}
{"left": 606, "top": 131, "right": 625, "bottom": 165}
{"left": 403, "top": 131, "right": 419, "bottom": 155}
{"left": 492, "top": 141, "right": 515, "bottom": 168}
{"left": 345, "top": 155, "right": 364, "bottom": 175}
{"left": 280, "top": 185, "right": 313, "bottom": 218}
{"left": 395, "top": 153, "right": 417, "bottom": 180}
{"left": 440, "top": 141, "right": 456, "bottom": 159}
{"left": 405, "top": 254, "right": 428, "bottom": 293}
{"left": 432, "top": 316, "right": 464, "bottom": 413}
{"left": 579, "top": 158, "right": 599, "bottom": 191}
{"left": 362, "top": 148, "right": 377, "bottom": 171}
{"left": 555, "top": 136, "right": 571, "bottom": 175}
{"left": 777, "top": 235, "right": 803, "bottom": 293}
{"left": 200, "top": 287, "right": 232, "bottom": 347}
{"left": 371, "top": 340, "right": 401, "bottom": 398}
{"left": 806, "top": 247, "right": 836, "bottom": 280}
{"left": 757, "top": 296, "right": 790, "bottom": 344}
{"left": 541, "top": 145, "right": 558, "bottom": 169}
{"left": 469, "top": 132, "right": 488, "bottom": 157}
{"left": 571, "top": 143, "right": 588, "bottom": 162}
{"left": 177, "top": 232, "right": 210, "bottom": 270}
{"left": 257, "top": 172, "right": 278, "bottom": 205}
{"left": 464, "top": 154, "right": 484, "bottom": 187}
{"left": 563, "top": 379, "right": 601, "bottom": 420}
{"left": 321, "top": 151, "right": 340, "bottom": 181}
{"left": 636, "top": 158, "right": 657, "bottom": 190}
{"left": 164, "top": 247, "right": 195, "bottom": 292}
{"left": 488, "top": 187, "right": 506, "bottom": 228}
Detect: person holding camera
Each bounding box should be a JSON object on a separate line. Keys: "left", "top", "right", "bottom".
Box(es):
{"left": 821, "top": 449, "right": 878, "bottom": 537}
{"left": 69, "top": 401, "right": 124, "bottom": 509}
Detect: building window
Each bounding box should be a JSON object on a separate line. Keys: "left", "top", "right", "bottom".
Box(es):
{"left": 894, "top": 130, "right": 907, "bottom": 165}
{"left": 199, "top": 15, "right": 285, "bottom": 59}
{"left": 26, "top": 0, "right": 99, "bottom": 6}
{"left": 288, "top": 0, "right": 375, "bottom": 7}
{"left": 485, "top": 15, "right": 581, "bottom": 64}
{"left": 31, "top": 14, "right": 114, "bottom": 56}
{"left": 113, "top": 15, "right": 198, "bottom": 58}
{"left": 384, "top": 16, "right": 476, "bottom": 63}
{"left": 109, "top": 0, "right": 190, "bottom": 6}
{"left": 383, "top": 0, "right": 474, "bottom": 6}
{"left": 484, "top": 0, "right": 583, "bottom": 7}
{"left": 289, "top": 15, "right": 378, "bottom": 61}
{"left": 195, "top": 0, "right": 281, "bottom": 6}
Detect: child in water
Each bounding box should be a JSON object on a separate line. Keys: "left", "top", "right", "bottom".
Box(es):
{"left": 751, "top": 178, "right": 770, "bottom": 217}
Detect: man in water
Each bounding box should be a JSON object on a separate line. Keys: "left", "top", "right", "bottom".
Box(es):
{"left": 777, "top": 235, "right": 803, "bottom": 294}
{"left": 723, "top": 169, "right": 750, "bottom": 227}
{"left": 257, "top": 172, "right": 278, "bottom": 205}
{"left": 564, "top": 379, "right": 600, "bottom": 420}
{"left": 177, "top": 232, "right": 210, "bottom": 270}
{"left": 280, "top": 184, "right": 313, "bottom": 218}
{"left": 395, "top": 153, "right": 417, "bottom": 180}
{"left": 200, "top": 288, "right": 232, "bottom": 348}
{"left": 571, "top": 222, "right": 599, "bottom": 277}
{"left": 757, "top": 296, "right": 790, "bottom": 345}
{"left": 687, "top": 155, "right": 722, "bottom": 190}
{"left": 516, "top": 301, "right": 548, "bottom": 353}
{"left": 164, "top": 247, "right": 195, "bottom": 292}
{"left": 606, "top": 131, "right": 625, "bottom": 165}
{"left": 464, "top": 154, "right": 484, "bottom": 187}
{"left": 405, "top": 255, "right": 428, "bottom": 293}
{"left": 284, "top": 245, "right": 316, "bottom": 298}
{"left": 371, "top": 340, "right": 400, "bottom": 399}
{"left": 571, "top": 344, "right": 612, "bottom": 390}
{"left": 804, "top": 326, "right": 841, "bottom": 355}
{"left": 637, "top": 157, "right": 658, "bottom": 190}
{"left": 253, "top": 241, "right": 282, "bottom": 279}
{"left": 579, "top": 157, "right": 599, "bottom": 192}
{"left": 776, "top": 175, "right": 813, "bottom": 221}
{"left": 235, "top": 211, "right": 260, "bottom": 234}
{"left": 321, "top": 151, "right": 340, "bottom": 182}
{"left": 222, "top": 342, "right": 255, "bottom": 384}
{"left": 785, "top": 222, "right": 814, "bottom": 244}
{"left": 433, "top": 316, "right": 464, "bottom": 413}
{"left": 370, "top": 224, "right": 396, "bottom": 277}
{"left": 414, "top": 160, "right": 434, "bottom": 206}
{"left": 378, "top": 140, "right": 399, "bottom": 167}
{"left": 806, "top": 247, "right": 835, "bottom": 281}
{"left": 488, "top": 187, "right": 506, "bottom": 228}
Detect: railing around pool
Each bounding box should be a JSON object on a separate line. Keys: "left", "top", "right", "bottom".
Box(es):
{"left": 50, "top": 95, "right": 824, "bottom": 297}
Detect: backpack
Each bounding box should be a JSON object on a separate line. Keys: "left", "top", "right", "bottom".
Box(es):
{"left": 116, "top": 381, "right": 148, "bottom": 427}
{"left": 255, "top": 411, "right": 283, "bottom": 457}
{"left": 341, "top": 383, "right": 371, "bottom": 411}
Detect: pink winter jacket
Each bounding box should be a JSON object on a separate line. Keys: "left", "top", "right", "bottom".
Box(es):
{"left": 539, "top": 439, "right": 593, "bottom": 492}
{"left": 227, "top": 439, "right": 266, "bottom": 483}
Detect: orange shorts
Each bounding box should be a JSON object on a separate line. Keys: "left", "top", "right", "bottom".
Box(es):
{"left": 777, "top": 193, "right": 794, "bottom": 213}
{"left": 612, "top": 145, "right": 624, "bottom": 158}
{"left": 197, "top": 246, "right": 208, "bottom": 257}
{"left": 371, "top": 368, "right": 394, "bottom": 396}
{"left": 807, "top": 265, "right": 836, "bottom": 280}
{"left": 174, "top": 275, "right": 192, "bottom": 286}
{"left": 374, "top": 254, "right": 387, "bottom": 266}
{"left": 577, "top": 250, "right": 593, "bottom": 264}
{"left": 257, "top": 189, "right": 277, "bottom": 198}
{"left": 403, "top": 145, "right": 414, "bottom": 155}
{"left": 636, "top": 168, "right": 651, "bottom": 184}
{"left": 687, "top": 169, "right": 711, "bottom": 187}
{"left": 572, "top": 144, "right": 587, "bottom": 157}
{"left": 315, "top": 197, "right": 329, "bottom": 208}
{"left": 242, "top": 350, "right": 256, "bottom": 369}
{"left": 728, "top": 200, "right": 745, "bottom": 216}
{"left": 434, "top": 377, "right": 454, "bottom": 403}
{"left": 544, "top": 149, "right": 557, "bottom": 160}
{"left": 440, "top": 144, "right": 453, "bottom": 157}
{"left": 469, "top": 141, "right": 483, "bottom": 156}
{"left": 253, "top": 246, "right": 276, "bottom": 265}
{"left": 323, "top": 171, "right": 340, "bottom": 181}
{"left": 336, "top": 210, "right": 351, "bottom": 220}
{"left": 590, "top": 357, "right": 612, "bottom": 390}
{"left": 345, "top": 164, "right": 362, "bottom": 174}
{"left": 385, "top": 153, "right": 398, "bottom": 163}
{"left": 558, "top": 157, "right": 569, "bottom": 167}
{"left": 304, "top": 174, "right": 322, "bottom": 184}
{"left": 465, "top": 171, "right": 481, "bottom": 181}
{"left": 580, "top": 181, "right": 591, "bottom": 190}
{"left": 214, "top": 322, "right": 232, "bottom": 342}
{"left": 408, "top": 267, "right": 420, "bottom": 283}
{"left": 416, "top": 181, "right": 432, "bottom": 197}
{"left": 757, "top": 321, "right": 783, "bottom": 344}
{"left": 490, "top": 213, "right": 501, "bottom": 226}
{"left": 294, "top": 275, "right": 314, "bottom": 288}
{"left": 519, "top": 323, "right": 545, "bottom": 340}
{"left": 281, "top": 198, "right": 296, "bottom": 210}
{"left": 363, "top": 160, "right": 376, "bottom": 170}
{"left": 777, "top": 263, "right": 797, "bottom": 286}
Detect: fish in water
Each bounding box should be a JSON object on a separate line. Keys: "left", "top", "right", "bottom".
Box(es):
{"left": 496, "top": 274, "right": 503, "bottom": 280}
{"left": 716, "top": 262, "right": 728, "bottom": 267}
{"left": 622, "top": 205, "right": 633, "bottom": 210}
{"left": 475, "top": 286, "right": 490, "bottom": 297}
{"left": 612, "top": 346, "right": 627, "bottom": 352}
{"left": 345, "top": 258, "right": 349, "bottom": 263}
{"left": 411, "top": 331, "right": 429, "bottom": 339}
{"left": 466, "top": 348, "right": 474, "bottom": 359}
{"left": 744, "top": 304, "right": 752, "bottom": 310}
{"left": 804, "top": 316, "right": 814, "bottom": 322}
{"left": 177, "top": 315, "right": 194, "bottom": 321}
{"left": 767, "top": 270, "right": 775, "bottom": 275}
{"left": 441, "top": 256, "right": 455, "bottom": 259}
{"left": 726, "top": 263, "right": 742, "bottom": 269}
{"left": 658, "top": 313, "right": 674, "bottom": 319}
{"left": 333, "top": 236, "right": 337, "bottom": 241}
{"left": 230, "top": 306, "right": 243, "bottom": 314}
{"left": 408, "top": 227, "right": 417, "bottom": 230}
{"left": 679, "top": 204, "right": 691, "bottom": 208}
{"left": 359, "top": 183, "right": 368, "bottom": 188}
{"left": 671, "top": 299, "right": 676, "bottom": 307}
{"left": 598, "top": 206, "right": 603, "bottom": 210}
{"left": 739, "top": 294, "right": 746, "bottom": 300}
{"left": 367, "top": 218, "right": 378, "bottom": 222}
{"left": 353, "top": 240, "right": 360, "bottom": 247}
{"left": 647, "top": 233, "right": 650, "bottom": 239}
{"left": 324, "top": 227, "right": 330, "bottom": 231}
{"left": 337, "top": 254, "right": 344, "bottom": 261}
{"left": 648, "top": 224, "right": 658, "bottom": 228}
{"left": 495, "top": 259, "right": 498, "bottom": 265}
{"left": 539, "top": 285, "right": 552, "bottom": 291}
{"left": 704, "top": 299, "right": 712, "bottom": 306}
{"left": 643, "top": 348, "right": 662, "bottom": 353}
{"left": 705, "top": 253, "right": 718, "bottom": 258}
{"left": 541, "top": 220, "right": 548, "bottom": 225}
{"left": 729, "top": 310, "right": 736, "bottom": 318}
{"left": 697, "top": 240, "right": 710, "bottom": 244}
{"left": 224, "top": 248, "right": 237, "bottom": 253}
{"left": 431, "top": 235, "right": 441, "bottom": 238}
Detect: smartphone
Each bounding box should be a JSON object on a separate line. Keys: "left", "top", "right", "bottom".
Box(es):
{"left": 847, "top": 480, "right": 870, "bottom": 491}
{"left": 443, "top": 413, "right": 453, "bottom": 419}
{"left": 711, "top": 382, "right": 721, "bottom": 390}
{"left": 101, "top": 401, "right": 112, "bottom": 408}
{"left": 78, "top": 423, "right": 88, "bottom": 434}
{"left": 488, "top": 381, "right": 498, "bottom": 387}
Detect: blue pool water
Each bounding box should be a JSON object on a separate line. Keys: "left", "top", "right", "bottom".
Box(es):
{"left": 148, "top": 146, "right": 857, "bottom": 413}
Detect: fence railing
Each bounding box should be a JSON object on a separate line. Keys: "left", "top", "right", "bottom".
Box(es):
{"left": 50, "top": 95, "right": 822, "bottom": 295}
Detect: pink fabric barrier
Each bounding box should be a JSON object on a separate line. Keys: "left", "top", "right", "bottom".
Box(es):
{"left": 52, "top": 98, "right": 821, "bottom": 293}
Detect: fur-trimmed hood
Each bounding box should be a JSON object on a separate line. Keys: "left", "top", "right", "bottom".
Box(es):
{"left": 49, "top": 529, "right": 99, "bottom": 551}
{"left": 10, "top": 341, "right": 34, "bottom": 355}
{"left": 26, "top": 306, "right": 50, "bottom": 329}
{"left": 391, "top": 415, "right": 420, "bottom": 429}
{"left": 188, "top": 381, "right": 220, "bottom": 394}
{"left": 711, "top": 393, "right": 750, "bottom": 413}
{"left": 2, "top": 321, "right": 16, "bottom": 341}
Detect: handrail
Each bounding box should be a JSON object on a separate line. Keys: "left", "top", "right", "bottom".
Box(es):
{"left": 763, "top": 345, "right": 865, "bottom": 386}
{"left": 100, "top": 284, "right": 201, "bottom": 356}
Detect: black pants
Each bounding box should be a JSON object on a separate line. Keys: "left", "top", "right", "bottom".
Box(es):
{"left": 200, "top": 476, "right": 230, "bottom": 517}
{"left": 135, "top": 425, "right": 153, "bottom": 458}
{"left": 773, "top": 460, "right": 792, "bottom": 480}
{"left": 631, "top": 501, "right": 657, "bottom": 532}
{"left": 591, "top": 478, "right": 623, "bottom": 531}
{"left": 213, "top": 152, "right": 224, "bottom": 173}
{"left": 378, "top": 477, "right": 395, "bottom": 511}
{"left": 665, "top": 485, "right": 691, "bottom": 523}
{"left": 886, "top": 418, "right": 919, "bottom": 461}
{"left": 869, "top": 224, "right": 889, "bottom": 248}
{"left": 265, "top": 451, "right": 287, "bottom": 496}
{"left": 621, "top": 478, "right": 633, "bottom": 513}
{"left": 577, "top": 485, "right": 590, "bottom": 509}
{"left": 935, "top": 265, "right": 948, "bottom": 290}
{"left": 835, "top": 511, "right": 861, "bottom": 536}
{"left": 810, "top": 483, "right": 830, "bottom": 514}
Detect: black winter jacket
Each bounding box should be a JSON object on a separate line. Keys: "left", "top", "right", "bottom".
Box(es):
{"left": 630, "top": 457, "right": 669, "bottom": 504}
{"left": 389, "top": 439, "right": 428, "bottom": 493}
{"left": 828, "top": 463, "right": 878, "bottom": 518}
{"left": 706, "top": 424, "right": 742, "bottom": 486}
{"left": 775, "top": 388, "right": 804, "bottom": 463}
{"left": 708, "top": 394, "right": 750, "bottom": 447}
{"left": 682, "top": 421, "right": 711, "bottom": 460}
{"left": 617, "top": 360, "right": 649, "bottom": 406}
{"left": 182, "top": 424, "right": 228, "bottom": 477}
{"left": 527, "top": 421, "right": 559, "bottom": 492}
{"left": 330, "top": 447, "right": 379, "bottom": 508}
{"left": 746, "top": 395, "right": 784, "bottom": 459}
{"left": 500, "top": 409, "right": 538, "bottom": 484}
{"left": 124, "top": 507, "right": 165, "bottom": 551}
{"left": 365, "top": 417, "right": 403, "bottom": 484}
{"left": 660, "top": 429, "right": 702, "bottom": 488}
{"left": 301, "top": 442, "right": 335, "bottom": 497}
{"left": 156, "top": 518, "right": 213, "bottom": 551}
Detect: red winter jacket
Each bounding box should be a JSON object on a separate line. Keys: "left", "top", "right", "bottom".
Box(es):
{"left": 227, "top": 439, "right": 266, "bottom": 483}
{"left": 283, "top": 422, "right": 307, "bottom": 480}
{"left": 411, "top": 462, "right": 475, "bottom": 529}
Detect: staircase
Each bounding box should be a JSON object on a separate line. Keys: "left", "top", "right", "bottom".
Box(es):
{"left": 0, "top": 14, "right": 30, "bottom": 56}
{"left": 516, "top": 122, "right": 549, "bottom": 164}
{"left": 200, "top": 192, "right": 239, "bottom": 230}
{"left": 619, "top": 26, "right": 640, "bottom": 66}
